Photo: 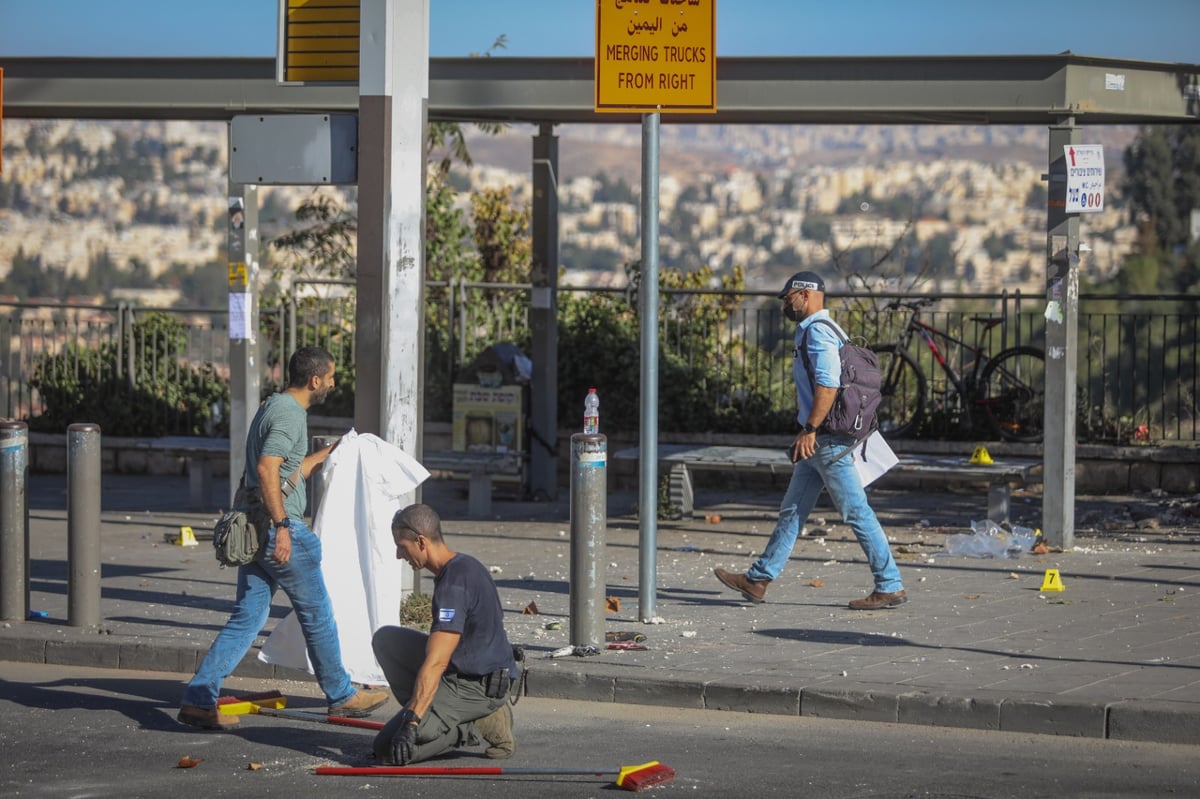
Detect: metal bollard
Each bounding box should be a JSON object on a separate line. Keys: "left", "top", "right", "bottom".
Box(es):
{"left": 309, "top": 435, "right": 340, "bottom": 520}
{"left": 1, "top": 421, "right": 29, "bottom": 622}
{"left": 67, "top": 423, "right": 102, "bottom": 627}
{"left": 569, "top": 433, "right": 607, "bottom": 649}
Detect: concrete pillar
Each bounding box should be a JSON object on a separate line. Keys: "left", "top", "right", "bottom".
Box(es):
{"left": 356, "top": 0, "right": 430, "bottom": 598}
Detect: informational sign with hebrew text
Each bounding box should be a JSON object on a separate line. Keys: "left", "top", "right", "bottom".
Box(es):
{"left": 1064, "top": 144, "right": 1105, "bottom": 213}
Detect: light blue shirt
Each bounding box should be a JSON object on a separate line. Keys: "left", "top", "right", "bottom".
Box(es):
{"left": 792, "top": 309, "right": 845, "bottom": 425}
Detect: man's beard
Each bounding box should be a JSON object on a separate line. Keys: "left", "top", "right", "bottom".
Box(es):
{"left": 311, "top": 386, "right": 330, "bottom": 406}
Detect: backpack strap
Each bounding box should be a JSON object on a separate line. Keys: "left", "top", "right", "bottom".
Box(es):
{"left": 798, "top": 317, "right": 848, "bottom": 390}
{"left": 799, "top": 318, "right": 858, "bottom": 465}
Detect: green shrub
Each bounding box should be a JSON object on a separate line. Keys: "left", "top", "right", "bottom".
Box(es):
{"left": 29, "top": 311, "right": 229, "bottom": 437}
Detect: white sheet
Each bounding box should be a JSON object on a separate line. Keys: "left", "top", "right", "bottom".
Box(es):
{"left": 853, "top": 430, "right": 898, "bottom": 487}
{"left": 258, "top": 430, "right": 429, "bottom": 685}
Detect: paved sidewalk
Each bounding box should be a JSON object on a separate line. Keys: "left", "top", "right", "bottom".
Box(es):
{"left": 3, "top": 473, "right": 1199, "bottom": 745}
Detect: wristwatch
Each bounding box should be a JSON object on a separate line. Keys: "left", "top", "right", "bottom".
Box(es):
{"left": 802, "top": 422, "right": 818, "bottom": 434}
{"left": 273, "top": 518, "right": 289, "bottom": 529}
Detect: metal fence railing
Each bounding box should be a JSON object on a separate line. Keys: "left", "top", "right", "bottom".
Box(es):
{"left": 2, "top": 287, "right": 1196, "bottom": 444}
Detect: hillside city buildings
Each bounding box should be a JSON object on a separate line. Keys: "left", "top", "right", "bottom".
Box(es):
{"left": 0, "top": 119, "right": 1139, "bottom": 303}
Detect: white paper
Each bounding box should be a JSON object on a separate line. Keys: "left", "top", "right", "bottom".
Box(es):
{"left": 228, "top": 293, "right": 253, "bottom": 341}
{"left": 259, "top": 430, "right": 430, "bottom": 685}
{"left": 854, "top": 430, "right": 899, "bottom": 487}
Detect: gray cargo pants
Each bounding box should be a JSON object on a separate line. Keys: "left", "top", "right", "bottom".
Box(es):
{"left": 370, "top": 625, "right": 506, "bottom": 764}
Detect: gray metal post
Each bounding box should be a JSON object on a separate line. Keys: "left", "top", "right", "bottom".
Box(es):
{"left": 530, "top": 123, "right": 560, "bottom": 501}
{"left": 569, "top": 433, "right": 607, "bottom": 649}
{"left": 309, "top": 435, "right": 340, "bottom": 521}
{"left": 67, "top": 423, "right": 101, "bottom": 627}
{"left": 227, "top": 161, "right": 260, "bottom": 503}
{"left": 1043, "top": 120, "right": 1080, "bottom": 550}
{"left": 638, "top": 113, "right": 661, "bottom": 622}
{"left": 1, "top": 421, "right": 29, "bottom": 621}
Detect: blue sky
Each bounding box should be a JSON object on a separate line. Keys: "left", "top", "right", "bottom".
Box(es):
{"left": 0, "top": 0, "right": 1197, "bottom": 63}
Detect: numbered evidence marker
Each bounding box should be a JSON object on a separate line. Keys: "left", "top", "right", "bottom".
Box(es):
{"left": 1040, "top": 568, "right": 1065, "bottom": 592}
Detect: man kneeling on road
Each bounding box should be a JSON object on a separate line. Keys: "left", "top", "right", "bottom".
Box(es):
{"left": 372, "top": 503, "right": 518, "bottom": 765}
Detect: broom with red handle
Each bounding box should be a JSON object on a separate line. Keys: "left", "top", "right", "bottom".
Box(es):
{"left": 253, "top": 705, "right": 676, "bottom": 790}
{"left": 316, "top": 761, "right": 676, "bottom": 792}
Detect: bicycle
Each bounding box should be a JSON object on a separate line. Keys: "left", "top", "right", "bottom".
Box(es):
{"left": 869, "top": 298, "right": 1046, "bottom": 442}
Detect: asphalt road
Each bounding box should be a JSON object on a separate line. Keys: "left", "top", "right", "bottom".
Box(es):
{"left": 2, "top": 662, "right": 1197, "bottom": 798}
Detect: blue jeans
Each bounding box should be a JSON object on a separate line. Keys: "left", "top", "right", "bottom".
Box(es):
{"left": 747, "top": 435, "right": 903, "bottom": 594}
{"left": 182, "top": 519, "right": 355, "bottom": 709}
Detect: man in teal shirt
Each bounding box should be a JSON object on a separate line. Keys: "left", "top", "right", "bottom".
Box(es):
{"left": 179, "top": 346, "right": 388, "bottom": 730}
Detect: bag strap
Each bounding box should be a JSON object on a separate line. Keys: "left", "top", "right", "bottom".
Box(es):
{"left": 800, "top": 318, "right": 861, "bottom": 465}
{"left": 237, "top": 464, "right": 303, "bottom": 501}
{"left": 827, "top": 436, "right": 867, "bottom": 466}
{"left": 798, "top": 318, "right": 848, "bottom": 390}
{"left": 281, "top": 465, "right": 302, "bottom": 498}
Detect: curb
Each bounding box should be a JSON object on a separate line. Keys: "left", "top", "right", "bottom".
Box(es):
{"left": 5, "top": 629, "right": 1196, "bottom": 746}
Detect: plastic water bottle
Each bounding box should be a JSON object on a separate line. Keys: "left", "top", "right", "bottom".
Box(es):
{"left": 583, "top": 388, "right": 600, "bottom": 434}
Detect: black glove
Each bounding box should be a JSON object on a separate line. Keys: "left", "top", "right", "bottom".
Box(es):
{"left": 390, "top": 708, "right": 421, "bottom": 765}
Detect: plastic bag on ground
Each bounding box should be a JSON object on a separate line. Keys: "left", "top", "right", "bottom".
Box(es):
{"left": 943, "top": 519, "right": 1029, "bottom": 559}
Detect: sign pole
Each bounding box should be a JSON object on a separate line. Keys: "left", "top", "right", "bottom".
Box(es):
{"left": 1043, "top": 119, "right": 1081, "bottom": 550}
{"left": 595, "top": 0, "right": 716, "bottom": 620}
{"left": 226, "top": 148, "right": 259, "bottom": 501}
{"left": 638, "top": 112, "right": 661, "bottom": 622}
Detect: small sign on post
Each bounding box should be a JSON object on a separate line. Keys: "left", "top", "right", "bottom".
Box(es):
{"left": 594, "top": 0, "right": 717, "bottom": 114}
{"left": 1064, "top": 144, "right": 1105, "bottom": 213}
{"left": 277, "top": 0, "right": 360, "bottom": 84}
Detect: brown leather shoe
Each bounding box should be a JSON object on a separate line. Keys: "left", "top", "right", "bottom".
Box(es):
{"left": 474, "top": 703, "right": 516, "bottom": 759}
{"left": 848, "top": 590, "right": 908, "bottom": 610}
{"left": 177, "top": 703, "right": 239, "bottom": 731}
{"left": 330, "top": 687, "right": 389, "bottom": 718}
{"left": 713, "top": 568, "right": 768, "bottom": 603}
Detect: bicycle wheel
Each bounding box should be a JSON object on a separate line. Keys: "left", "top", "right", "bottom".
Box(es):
{"left": 978, "top": 346, "right": 1045, "bottom": 442}
{"left": 869, "top": 344, "right": 925, "bottom": 438}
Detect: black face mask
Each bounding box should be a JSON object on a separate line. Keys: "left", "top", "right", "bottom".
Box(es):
{"left": 784, "top": 305, "right": 800, "bottom": 323}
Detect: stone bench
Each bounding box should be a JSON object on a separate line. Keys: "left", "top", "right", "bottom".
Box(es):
{"left": 613, "top": 444, "right": 1041, "bottom": 523}
{"left": 124, "top": 435, "right": 231, "bottom": 511}
{"left": 121, "top": 439, "right": 522, "bottom": 517}
{"left": 422, "top": 450, "right": 524, "bottom": 518}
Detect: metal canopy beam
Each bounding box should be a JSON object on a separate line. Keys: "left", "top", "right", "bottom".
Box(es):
{"left": 3, "top": 54, "right": 1197, "bottom": 125}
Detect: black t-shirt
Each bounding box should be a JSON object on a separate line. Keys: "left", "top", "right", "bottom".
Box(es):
{"left": 431, "top": 552, "right": 517, "bottom": 678}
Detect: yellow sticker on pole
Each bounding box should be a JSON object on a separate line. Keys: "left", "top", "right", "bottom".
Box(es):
{"left": 228, "top": 262, "right": 248, "bottom": 289}
{"left": 595, "top": 0, "right": 716, "bottom": 114}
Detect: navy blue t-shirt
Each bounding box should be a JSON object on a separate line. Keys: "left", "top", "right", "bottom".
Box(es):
{"left": 430, "top": 552, "right": 517, "bottom": 678}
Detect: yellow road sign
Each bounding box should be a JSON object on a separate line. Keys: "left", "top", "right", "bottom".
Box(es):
{"left": 278, "top": 0, "right": 360, "bottom": 84}
{"left": 595, "top": 0, "right": 716, "bottom": 114}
